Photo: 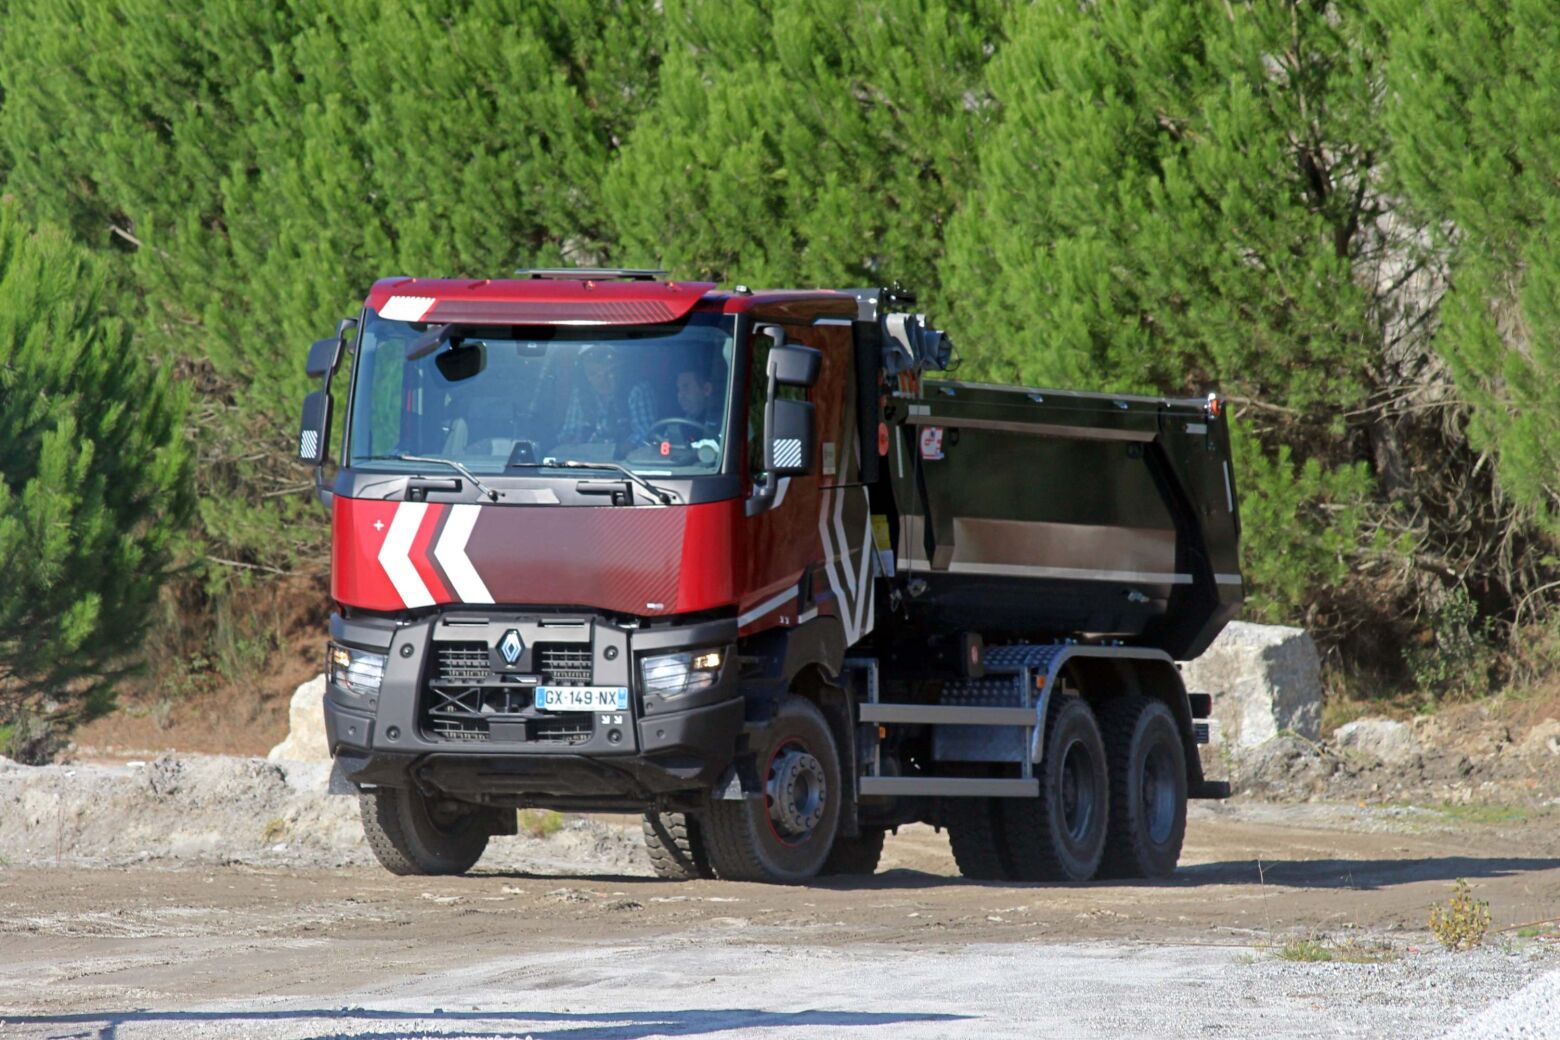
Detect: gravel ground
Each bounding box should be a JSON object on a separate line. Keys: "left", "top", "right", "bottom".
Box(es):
{"left": 2, "top": 939, "right": 1556, "bottom": 1039}
{"left": 2, "top": 754, "right": 1558, "bottom": 1038}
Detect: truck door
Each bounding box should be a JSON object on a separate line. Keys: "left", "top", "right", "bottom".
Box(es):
{"left": 739, "top": 315, "right": 874, "bottom": 647}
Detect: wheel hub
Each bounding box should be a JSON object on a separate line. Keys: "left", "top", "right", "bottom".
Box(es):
{"left": 1060, "top": 739, "right": 1097, "bottom": 843}
{"left": 767, "top": 746, "right": 827, "bottom": 839}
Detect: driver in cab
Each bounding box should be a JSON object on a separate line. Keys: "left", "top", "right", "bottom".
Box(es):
{"left": 555, "top": 342, "right": 656, "bottom": 453}
{"left": 643, "top": 361, "right": 725, "bottom": 464}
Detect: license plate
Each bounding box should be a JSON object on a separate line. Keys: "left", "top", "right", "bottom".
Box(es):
{"left": 534, "top": 686, "right": 629, "bottom": 712}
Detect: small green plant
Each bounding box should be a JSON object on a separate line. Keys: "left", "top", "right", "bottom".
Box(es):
{"left": 260, "top": 818, "right": 287, "bottom": 843}
{"left": 517, "top": 809, "right": 564, "bottom": 840}
{"left": 1275, "top": 936, "right": 1397, "bottom": 964}
{"left": 1278, "top": 938, "right": 1333, "bottom": 962}
{"left": 1429, "top": 879, "right": 1492, "bottom": 950}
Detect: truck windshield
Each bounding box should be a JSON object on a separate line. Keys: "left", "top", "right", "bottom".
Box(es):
{"left": 347, "top": 310, "right": 736, "bottom": 477}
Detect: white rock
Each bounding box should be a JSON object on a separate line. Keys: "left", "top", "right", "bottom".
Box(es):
{"left": 1333, "top": 717, "right": 1420, "bottom": 766}
{"left": 266, "top": 674, "right": 330, "bottom": 763}
{"left": 1518, "top": 718, "right": 1560, "bottom": 757}
{"left": 1179, "top": 621, "right": 1322, "bottom": 748}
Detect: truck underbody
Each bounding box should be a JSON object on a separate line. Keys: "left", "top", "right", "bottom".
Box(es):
{"left": 301, "top": 273, "right": 1243, "bottom": 884}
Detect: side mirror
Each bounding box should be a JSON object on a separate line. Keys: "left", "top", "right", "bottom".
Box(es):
{"left": 768, "top": 344, "right": 821, "bottom": 389}
{"left": 306, "top": 337, "right": 341, "bottom": 379}
{"left": 298, "top": 389, "right": 332, "bottom": 466}
{"left": 765, "top": 398, "right": 815, "bottom": 476}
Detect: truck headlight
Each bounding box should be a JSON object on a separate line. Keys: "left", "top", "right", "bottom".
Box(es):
{"left": 640, "top": 648, "right": 726, "bottom": 700}
{"left": 329, "top": 644, "right": 386, "bottom": 697}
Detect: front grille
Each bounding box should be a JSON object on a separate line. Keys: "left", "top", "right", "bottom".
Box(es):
{"left": 435, "top": 643, "right": 488, "bottom": 685}
{"left": 422, "top": 637, "right": 598, "bottom": 745}
{"left": 430, "top": 717, "right": 490, "bottom": 742}
{"left": 531, "top": 715, "right": 592, "bottom": 744}
{"left": 537, "top": 643, "right": 592, "bottom": 685}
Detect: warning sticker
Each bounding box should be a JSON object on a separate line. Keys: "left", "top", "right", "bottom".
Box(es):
{"left": 919, "top": 426, "right": 945, "bottom": 460}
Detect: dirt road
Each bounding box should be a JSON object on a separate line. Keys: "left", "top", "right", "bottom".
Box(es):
{"left": 3, "top": 801, "right": 1559, "bottom": 1038}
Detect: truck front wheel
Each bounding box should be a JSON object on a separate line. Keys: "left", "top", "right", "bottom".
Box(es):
{"left": 641, "top": 811, "right": 714, "bottom": 880}
{"left": 703, "top": 695, "right": 843, "bottom": 883}
{"left": 359, "top": 786, "right": 490, "bottom": 876}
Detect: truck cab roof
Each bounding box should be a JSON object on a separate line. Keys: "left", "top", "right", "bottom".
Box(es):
{"left": 364, "top": 275, "right": 853, "bottom": 327}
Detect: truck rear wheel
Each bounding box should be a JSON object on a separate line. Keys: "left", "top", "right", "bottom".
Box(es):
{"left": 359, "top": 786, "right": 490, "bottom": 876}
{"left": 947, "top": 799, "right": 1012, "bottom": 881}
{"left": 1003, "top": 695, "right": 1109, "bottom": 882}
{"left": 821, "top": 829, "right": 886, "bottom": 876}
{"left": 1098, "top": 697, "right": 1187, "bottom": 879}
{"left": 641, "top": 811, "right": 714, "bottom": 880}
{"left": 703, "top": 695, "right": 842, "bottom": 883}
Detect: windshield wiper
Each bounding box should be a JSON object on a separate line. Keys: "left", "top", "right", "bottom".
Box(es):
{"left": 509, "top": 460, "right": 676, "bottom": 505}
{"left": 358, "top": 453, "right": 500, "bottom": 502}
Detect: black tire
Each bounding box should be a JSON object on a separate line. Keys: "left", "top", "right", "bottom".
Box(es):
{"left": 1003, "top": 695, "right": 1109, "bottom": 882}
{"left": 703, "top": 696, "right": 843, "bottom": 883}
{"left": 359, "top": 786, "right": 490, "bottom": 876}
{"left": 947, "top": 798, "right": 1012, "bottom": 881}
{"left": 641, "top": 811, "right": 714, "bottom": 880}
{"left": 821, "top": 829, "right": 886, "bottom": 876}
{"left": 1098, "top": 697, "right": 1188, "bottom": 880}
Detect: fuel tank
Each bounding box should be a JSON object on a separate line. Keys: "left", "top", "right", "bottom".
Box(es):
{"left": 884, "top": 380, "right": 1242, "bottom": 660}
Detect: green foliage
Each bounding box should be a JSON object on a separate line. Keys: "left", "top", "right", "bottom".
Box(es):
{"left": 0, "top": 200, "right": 193, "bottom": 719}
{"left": 1383, "top": 0, "right": 1560, "bottom": 531}
{"left": 943, "top": 0, "right": 1403, "bottom": 633}
{"left": 606, "top": 0, "right": 1007, "bottom": 292}
{"left": 1404, "top": 586, "right": 1498, "bottom": 697}
{"left": 1230, "top": 424, "right": 1387, "bottom": 625}
{"left": 0, "top": 0, "right": 1556, "bottom": 703}
{"left": 0, "top": 0, "right": 659, "bottom": 570}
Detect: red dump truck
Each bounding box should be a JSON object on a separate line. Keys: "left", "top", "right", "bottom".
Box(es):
{"left": 298, "top": 270, "right": 1241, "bottom": 883}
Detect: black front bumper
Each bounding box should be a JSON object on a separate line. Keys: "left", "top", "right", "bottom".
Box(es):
{"left": 324, "top": 610, "right": 743, "bottom": 809}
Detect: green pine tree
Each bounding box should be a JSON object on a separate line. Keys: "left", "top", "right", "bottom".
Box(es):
{"left": 605, "top": 0, "right": 1007, "bottom": 293}
{"left": 0, "top": 200, "right": 193, "bottom": 731}
{"left": 942, "top": 0, "right": 1401, "bottom": 624}
{"left": 0, "top": 0, "right": 658, "bottom": 571}
{"left": 1384, "top": 0, "right": 1560, "bottom": 531}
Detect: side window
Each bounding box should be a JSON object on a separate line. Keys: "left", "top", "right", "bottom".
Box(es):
{"left": 746, "top": 328, "right": 808, "bottom": 482}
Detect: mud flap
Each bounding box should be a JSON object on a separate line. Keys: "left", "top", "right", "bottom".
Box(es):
{"left": 328, "top": 758, "right": 360, "bottom": 796}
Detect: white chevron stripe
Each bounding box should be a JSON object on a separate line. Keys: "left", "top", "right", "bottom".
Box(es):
{"left": 378, "top": 502, "right": 433, "bottom": 608}
{"left": 380, "top": 295, "right": 436, "bottom": 321}
{"left": 434, "top": 504, "right": 494, "bottom": 604}
{"left": 852, "top": 491, "right": 873, "bottom": 639}
{"left": 816, "top": 489, "right": 849, "bottom": 642}
{"left": 832, "top": 482, "right": 853, "bottom": 597}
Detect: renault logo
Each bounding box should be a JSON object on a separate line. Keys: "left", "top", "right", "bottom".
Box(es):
{"left": 498, "top": 629, "right": 524, "bottom": 665}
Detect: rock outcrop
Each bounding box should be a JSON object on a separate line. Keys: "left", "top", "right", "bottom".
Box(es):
{"left": 266, "top": 674, "right": 330, "bottom": 764}
{"left": 1179, "top": 621, "right": 1323, "bottom": 749}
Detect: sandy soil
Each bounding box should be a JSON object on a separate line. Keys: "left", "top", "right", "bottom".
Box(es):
{"left": 3, "top": 800, "right": 1559, "bottom": 1039}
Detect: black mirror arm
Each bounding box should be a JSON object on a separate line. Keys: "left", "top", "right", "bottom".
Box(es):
{"left": 314, "top": 464, "right": 334, "bottom": 510}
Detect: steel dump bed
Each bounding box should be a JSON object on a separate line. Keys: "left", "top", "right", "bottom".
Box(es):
{"left": 883, "top": 379, "right": 1242, "bottom": 660}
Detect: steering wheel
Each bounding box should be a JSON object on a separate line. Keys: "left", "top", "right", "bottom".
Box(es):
{"left": 644, "top": 417, "right": 711, "bottom": 445}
